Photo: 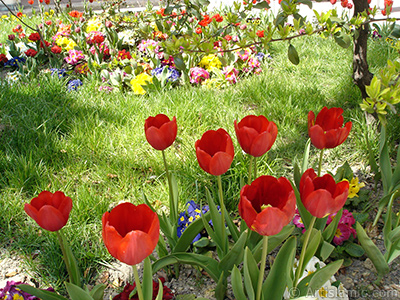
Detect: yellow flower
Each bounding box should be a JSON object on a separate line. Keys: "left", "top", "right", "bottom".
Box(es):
{"left": 346, "top": 177, "right": 365, "bottom": 198}
{"left": 1, "top": 15, "right": 8, "bottom": 19}
{"left": 319, "top": 287, "right": 328, "bottom": 297}
{"left": 13, "top": 294, "right": 24, "bottom": 300}
{"left": 130, "top": 73, "right": 153, "bottom": 95}
{"left": 199, "top": 54, "right": 222, "bottom": 71}
{"left": 56, "top": 37, "right": 77, "bottom": 51}
{"left": 86, "top": 18, "right": 102, "bottom": 32}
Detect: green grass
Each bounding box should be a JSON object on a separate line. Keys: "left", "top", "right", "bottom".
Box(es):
{"left": 0, "top": 33, "right": 398, "bottom": 291}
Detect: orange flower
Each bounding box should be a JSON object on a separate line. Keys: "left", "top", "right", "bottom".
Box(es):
{"left": 256, "top": 30, "right": 265, "bottom": 38}
{"left": 28, "top": 0, "right": 34, "bottom": 5}
{"left": 68, "top": 10, "right": 83, "bottom": 18}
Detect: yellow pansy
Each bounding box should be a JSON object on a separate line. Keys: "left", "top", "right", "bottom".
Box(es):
{"left": 56, "top": 37, "right": 77, "bottom": 51}
{"left": 130, "top": 73, "right": 153, "bottom": 95}
{"left": 346, "top": 177, "right": 365, "bottom": 198}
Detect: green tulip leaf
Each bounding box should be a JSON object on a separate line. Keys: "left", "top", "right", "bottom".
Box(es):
{"left": 232, "top": 265, "right": 247, "bottom": 300}
{"left": 252, "top": 225, "right": 294, "bottom": 261}
{"left": 89, "top": 284, "right": 106, "bottom": 300}
{"left": 142, "top": 257, "right": 153, "bottom": 300}
{"left": 385, "top": 226, "right": 400, "bottom": 264}
{"left": 323, "top": 208, "right": 343, "bottom": 243}
{"left": 174, "top": 211, "right": 210, "bottom": 252}
{"left": 243, "top": 247, "right": 258, "bottom": 300}
{"left": 391, "top": 145, "right": 400, "bottom": 189}
{"left": 262, "top": 236, "right": 297, "bottom": 300}
{"left": 59, "top": 231, "right": 81, "bottom": 287}
{"left": 288, "top": 44, "right": 300, "bottom": 65}
{"left": 379, "top": 126, "right": 392, "bottom": 194}
{"left": 215, "top": 272, "right": 227, "bottom": 300}
{"left": 318, "top": 241, "right": 335, "bottom": 261}
{"left": 155, "top": 279, "right": 164, "bottom": 300}
{"left": 65, "top": 282, "right": 93, "bottom": 300}
{"left": 300, "top": 229, "right": 322, "bottom": 277}
{"left": 152, "top": 253, "right": 220, "bottom": 282}
{"left": 218, "top": 230, "right": 247, "bottom": 275}
{"left": 18, "top": 285, "right": 68, "bottom": 300}
{"left": 307, "top": 260, "right": 343, "bottom": 294}
{"left": 356, "top": 222, "right": 389, "bottom": 277}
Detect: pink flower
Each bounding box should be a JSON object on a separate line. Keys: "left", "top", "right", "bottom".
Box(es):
{"left": 222, "top": 66, "right": 239, "bottom": 84}
{"left": 189, "top": 67, "right": 210, "bottom": 84}
{"left": 65, "top": 49, "right": 85, "bottom": 65}
{"left": 333, "top": 223, "right": 353, "bottom": 245}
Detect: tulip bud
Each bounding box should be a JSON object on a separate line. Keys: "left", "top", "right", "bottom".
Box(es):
{"left": 75, "top": 27, "right": 81, "bottom": 33}
{"left": 240, "top": 24, "right": 247, "bottom": 30}
{"left": 105, "top": 20, "right": 113, "bottom": 28}
{"left": 8, "top": 34, "right": 16, "bottom": 40}
{"left": 188, "top": 17, "right": 194, "bottom": 23}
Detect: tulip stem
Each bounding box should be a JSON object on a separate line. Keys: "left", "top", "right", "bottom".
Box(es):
{"left": 217, "top": 175, "right": 227, "bottom": 254}
{"left": 162, "top": 150, "right": 176, "bottom": 224}
{"left": 256, "top": 235, "right": 268, "bottom": 300}
{"left": 248, "top": 155, "right": 253, "bottom": 184}
{"left": 317, "top": 148, "right": 324, "bottom": 177}
{"left": 294, "top": 216, "right": 316, "bottom": 288}
{"left": 253, "top": 156, "right": 257, "bottom": 181}
{"left": 56, "top": 230, "right": 74, "bottom": 284}
{"left": 133, "top": 264, "right": 144, "bottom": 300}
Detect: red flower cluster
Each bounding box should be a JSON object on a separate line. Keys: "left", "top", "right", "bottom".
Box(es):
{"left": 329, "top": 0, "right": 354, "bottom": 9}
{"left": 12, "top": 25, "right": 23, "bottom": 33}
{"left": 198, "top": 13, "right": 223, "bottom": 27}
{"left": 86, "top": 32, "right": 105, "bottom": 45}
{"left": 256, "top": 30, "right": 265, "bottom": 38}
{"left": 382, "top": 0, "right": 393, "bottom": 15}
{"left": 28, "top": 0, "right": 34, "bottom": 4}
{"left": 16, "top": 12, "right": 23, "bottom": 18}
{"left": 24, "top": 191, "right": 72, "bottom": 232}
{"left": 0, "top": 53, "right": 8, "bottom": 65}
{"left": 68, "top": 10, "right": 83, "bottom": 18}
{"left": 40, "top": 40, "right": 51, "bottom": 48}
{"left": 51, "top": 45, "right": 62, "bottom": 54}
{"left": 116, "top": 49, "right": 132, "bottom": 61}
{"left": 25, "top": 49, "right": 38, "bottom": 57}
{"left": 112, "top": 278, "right": 174, "bottom": 300}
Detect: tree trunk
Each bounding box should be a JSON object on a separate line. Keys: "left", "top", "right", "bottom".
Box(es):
{"left": 352, "top": 0, "right": 373, "bottom": 99}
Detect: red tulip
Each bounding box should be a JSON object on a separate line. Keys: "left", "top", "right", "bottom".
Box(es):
{"left": 24, "top": 191, "right": 72, "bottom": 232}
{"left": 144, "top": 114, "right": 177, "bottom": 151}
{"left": 308, "top": 106, "right": 352, "bottom": 149}
{"left": 195, "top": 128, "right": 234, "bottom": 176}
{"left": 234, "top": 115, "right": 278, "bottom": 157}
{"left": 238, "top": 175, "right": 296, "bottom": 236}
{"left": 102, "top": 203, "right": 159, "bottom": 266}
{"left": 300, "top": 168, "right": 349, "bottom": 218}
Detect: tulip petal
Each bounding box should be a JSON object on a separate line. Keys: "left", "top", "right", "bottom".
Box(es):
{"left": 250, "top": 129, "right": 276, "bottom": 157}
{"left": 302, "top": 189, "right": 336, "bottom": 218}
{"left": 253, "top": 207, "right": 288, "bottom": 236}
{"left": 308, "top": 125, "right": 326, "bottom": 149}
{"left": 236, "top": 126, "right": 259, "bottom": 154}
{"left": 196, "top": 148, "right": 212, "bottom": 174}
{"left": 145, "top": 127, "right": 169, "bottom": 150}
{"left": 24, "top": 203, "right": 39, "bottom": 223}
{"left": 117, "top": 230, "right": 156, "bottom": 266}
{"left": 209, "top": 152, "right": 233, "bottom": 176}
{"left": 36, "top": 205, "right": 68, "bottom": 231}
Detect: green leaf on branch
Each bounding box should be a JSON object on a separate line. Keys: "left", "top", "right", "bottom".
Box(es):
{"left": 253, "top": 1, "right": 270, "bottom": 9}
{"left": 288, "top": 44, "right": 300, "bottom": 65}
{"left": 334, "top": 32, "right": 351, "bottom": 48}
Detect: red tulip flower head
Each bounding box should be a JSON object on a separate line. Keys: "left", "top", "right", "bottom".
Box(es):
{"left": 102, "top": 203, "right": 160, "bottom": 266}
{"left": 308, "top": 106, "right": 352, "bottom": 149}
{"left": 195, "top": 128, "right": 234, "bottom": 176}
{"left": 234, "top": 115, "right": 278, "bottom": 157}
{"left": 24, "top": 191, "right": 72, "bottom": 232}
{"left": 239, "top": 175, "right": 296, "bottom": 236}
{"left": 144, "top": 114, "right": 177, "bottom": 151}
{"left": 300, "top": 168, "right": 349, "bottom": 218}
